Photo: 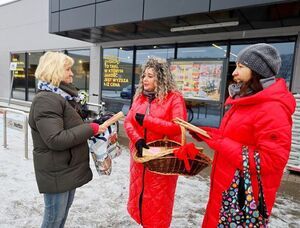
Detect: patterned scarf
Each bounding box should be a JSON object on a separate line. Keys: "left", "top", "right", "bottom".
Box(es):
{"left": 37, "top": 80, "right": 81, "bottom": 102}
{"left": 228, "top": 76, "right": 276, "bottom": 99}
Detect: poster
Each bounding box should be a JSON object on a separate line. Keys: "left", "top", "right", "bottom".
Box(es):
{"left": 170, "top": 59, "right": 224, "bottom": 101}
{"left": 103, "top": 56, "right": 130, "bottom": 90}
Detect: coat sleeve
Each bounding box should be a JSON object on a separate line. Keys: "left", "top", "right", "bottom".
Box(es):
{"left": 216, "top": 103, "right": 292, "bottom": 174}
{"left": 252, "top": 103, "right": 292, "bottom": 175}
{"left": 206, "top": 130, "right": 254, "bottom": 171}
{"left": 33, "top": 96, "right": 94, "bottom": 151}
{"left": 143, "top": 93, "right": 187, "bottom": 136}
{"left": 124, "top": 102, "right": 143, "bottom": 146}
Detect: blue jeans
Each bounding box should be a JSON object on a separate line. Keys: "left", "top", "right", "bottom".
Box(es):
{"left": 41, "top": 189, "right": 76, "bottom": 228}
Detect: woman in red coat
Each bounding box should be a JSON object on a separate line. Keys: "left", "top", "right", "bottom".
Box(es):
{"left": 190, "top": 43, "right": 296, "bottom": 227}
{"left": 124, "top": 57, "right": 187, "bottom": 227}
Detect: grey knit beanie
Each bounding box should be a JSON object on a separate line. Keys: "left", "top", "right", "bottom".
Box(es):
{"left": 237, "top": 43, "right": 281, "bottom": 78}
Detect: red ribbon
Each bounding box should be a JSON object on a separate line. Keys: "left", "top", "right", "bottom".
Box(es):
{"left": 173, "top": 143, "right": 199, "bottom": 172}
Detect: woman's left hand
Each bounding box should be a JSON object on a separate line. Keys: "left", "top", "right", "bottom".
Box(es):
{"left": 192, "top": 130, "right": 222, "bottom": 151}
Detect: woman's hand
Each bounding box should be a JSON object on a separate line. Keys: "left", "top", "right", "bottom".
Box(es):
{"left": 98, "top": 124, "right": 107, "bottom": 134}
{"left": 135, "top": 139, "right": 149, "bottom": 157}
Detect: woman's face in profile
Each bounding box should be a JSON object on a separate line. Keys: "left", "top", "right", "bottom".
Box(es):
{"left": 232, "top": 62, "right": 252, "bottom": 83}
{"left": 142, "top": 67, "right": 157, "bottom": 92}
{"left": 63, "top": 65, "right": 74, "bottom": 84}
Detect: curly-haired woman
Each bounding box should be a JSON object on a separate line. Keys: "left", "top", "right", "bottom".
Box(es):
{"left": 124, "top": 57, "right": 187, "bottom": 227}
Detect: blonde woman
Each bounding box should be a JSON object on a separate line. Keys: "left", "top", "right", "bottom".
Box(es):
{"left": 124, "top": 57, "right": 187, "bottom": 227}
{"left": 29, "top": 52, "right": 106, "bottom": 228}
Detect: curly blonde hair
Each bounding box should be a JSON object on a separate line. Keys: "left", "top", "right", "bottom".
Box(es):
{"left": 134, "top": 57, "right": 178, "bottom": 101}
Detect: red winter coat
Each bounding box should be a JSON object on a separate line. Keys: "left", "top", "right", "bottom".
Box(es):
{"left": 202, "top": 79, "right": 296, "bottom": 227}
{"left": 124, "top": 91, "right": 187, "bottom": 227}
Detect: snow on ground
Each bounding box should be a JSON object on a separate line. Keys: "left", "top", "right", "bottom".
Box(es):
{"left": 0, "top": 113, "right": 299, "bottom": 227}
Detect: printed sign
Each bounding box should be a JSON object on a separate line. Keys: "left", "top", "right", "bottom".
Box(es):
{"left": 7, "top": 118, "right": 24, "bottom": 131}
{"left": 170, "top": 59, "right": 224, "bottom": 101}
{"left": 103, "top": 56, "right": 130, "bottom": 90}
{"left": 9, "top": 62, "right": 17, "bottom": 71}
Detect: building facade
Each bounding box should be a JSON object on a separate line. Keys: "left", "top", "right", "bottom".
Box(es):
{"left": 1, "top": 0, "right": 300, "bottom": 126}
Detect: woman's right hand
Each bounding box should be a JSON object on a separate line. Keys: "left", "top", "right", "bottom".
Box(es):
{"left": 97, "top": 124, "right": 107, "bottom": 134}
{"left": 89, "top": 123, "right": 107, "bottom": 136}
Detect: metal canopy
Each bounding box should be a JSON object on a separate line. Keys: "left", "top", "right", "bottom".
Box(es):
{"left": 55, "top": 2, "right": 300, "bottom": 43}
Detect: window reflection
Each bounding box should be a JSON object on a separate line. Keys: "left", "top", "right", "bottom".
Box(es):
{"left": 177, "top": 43, "right": 227, "bottom": 59}
{"left": 67, "top": 49, "right": 90, "bottom": 92}
{"left": 176, "top": 44, "right": 227, "bottom": 127}
{"left": 28, "top": 52, "right": 43, "bottom": 101}
{"left": 102, "top": 48, "right": 133, "bottom": 113}
{"left": 11, "top": 53, "right": 26, "bottom": 100}
{"left": 135, "top": 46, "right": 175, "bottom": 85}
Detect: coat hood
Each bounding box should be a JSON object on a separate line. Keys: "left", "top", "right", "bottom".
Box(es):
{"left": 225, "top": 78, "right": 296, "bottom": 115}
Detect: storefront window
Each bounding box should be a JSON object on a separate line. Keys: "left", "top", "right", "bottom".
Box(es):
{"left": 135, "top": 45, "right": 175, "bottom": 85}
{"left": 177, "top": 43, "right": 228, "bottom": 59}
{"left": 102, "top": 47, "right": 133, "bottom": 113}
{"left": 176, "top": 43, "right": 228, "bottom": 127}
{"left": 11, "top": 53, "right": 26, "bottom": 101}
{"left": 28, "top": 52, "right": 43, "bottom": 101}
{"left": 67, "top": 49, "right": 90, "bottom": 92}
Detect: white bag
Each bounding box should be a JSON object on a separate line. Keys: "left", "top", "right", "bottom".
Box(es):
{"left": 88, "top": 123, "right": 121, "bottom": 175}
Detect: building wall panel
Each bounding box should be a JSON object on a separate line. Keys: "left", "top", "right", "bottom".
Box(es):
{"left": 210, "top": 0, "right": 286, "bottom": 11}
{"left": 144, "top": 0, "right": 210, "bottom": 20}
{"left": 60, "top": 5, "right": 95, "bottom": 31}
{"left": 60, "top": 0, "right": 95, "bottom": 11}
{"left": 96, "top": 0, "right": 143, "bottom": 26}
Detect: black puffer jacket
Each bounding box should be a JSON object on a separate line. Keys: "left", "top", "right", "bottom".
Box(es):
{"left": 28, "top": 84, "right": 93, "bottom": 193}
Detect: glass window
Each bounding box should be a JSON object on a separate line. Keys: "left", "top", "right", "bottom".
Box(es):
{"left": 102, "top": 47, "right": 134, "bottom": 114}
{"left": 67, "top": 49, "right": 90, "bottom": 92}
{"left": 176, "top": 43, "right": 227, "bottom": 127}
{"left": 11, "top": 53, "right": 26, "bottom": 100}
{"left": 135, "top": 45, "right": 175, "bottom": 85}
{"left": 177, "top": 43, "right": 227, "bottom": 59}
{"left": 28, "top": 52, "right": 43, "bottom": 101}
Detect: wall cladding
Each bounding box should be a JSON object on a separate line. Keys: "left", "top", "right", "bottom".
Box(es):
{"left": 210, "top": 0, "right": 286, "bottom": 11}
{"left": 96, "top": 0, "right": 143, "bottom": 26}
{"left": 60, "top": 0, "right": 95, "bottom": 11}
{"left": 144, "top": 0, "right": 210, "bottom": 20}
{"left": 60, "top": 5, "right": 95, "bottom": 31}
{"left": 49, "top": 0, "right": 282, "bottom": 32}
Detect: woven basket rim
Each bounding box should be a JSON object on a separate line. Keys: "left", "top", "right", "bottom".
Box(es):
{"left": 146, "top": 156, "right": 211, "bottom": 176}
{"left": 133, "top": 138, "right": 183, "bottom": 163}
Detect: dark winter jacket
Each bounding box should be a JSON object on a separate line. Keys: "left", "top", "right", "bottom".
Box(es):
{"left": 202, "top": 79, "right": 296, "bottom": 227}
{"left": 28, "top": 85, "right": 94, "bottom": 193}
{"left": 124, "top": 91, "right": 187, "bottom": 227}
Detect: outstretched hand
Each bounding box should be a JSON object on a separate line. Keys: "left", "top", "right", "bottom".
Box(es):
{"left": 189, "top": 129, "right": 222, "bottom": 151}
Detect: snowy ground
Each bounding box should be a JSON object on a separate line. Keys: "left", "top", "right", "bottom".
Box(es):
{"left": 0, "top": 113, "right": 299, "bottom": 228}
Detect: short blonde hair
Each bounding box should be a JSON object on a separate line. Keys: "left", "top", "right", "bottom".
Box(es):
{"left": 35, "top": 51, "right": 74, "bottom": 87}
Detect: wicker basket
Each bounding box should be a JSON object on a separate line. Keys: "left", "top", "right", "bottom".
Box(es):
{"left": 133, "top": 126, "right": 212, "bottom": 176}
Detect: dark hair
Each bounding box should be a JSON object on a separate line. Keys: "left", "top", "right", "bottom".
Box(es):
{"left": 240, "top": 71, "right": 264, "bottom": 96}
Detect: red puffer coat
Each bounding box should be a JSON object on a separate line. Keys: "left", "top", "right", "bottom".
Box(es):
{"left": 124, "top": 91, "right": 187, "bottom": 227}
{"left": 202, "top": 78, "right": 296, "bottom": 227}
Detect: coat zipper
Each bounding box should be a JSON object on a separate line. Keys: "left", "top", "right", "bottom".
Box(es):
{"left": 138, "top": 100, "right": 151, "bottom": 225}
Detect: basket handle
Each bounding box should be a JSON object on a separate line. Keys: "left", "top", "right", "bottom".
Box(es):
{"left": 162, "top": 125, "right": 185, "bottom": 146}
